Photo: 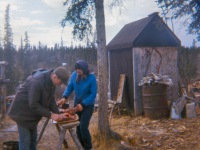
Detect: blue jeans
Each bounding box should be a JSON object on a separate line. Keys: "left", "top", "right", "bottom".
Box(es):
{"left": 17, "top": 124, "right": 37, "bottom": 150}
{"left": 76, "top": 105, "right": 94, "bottom": 150}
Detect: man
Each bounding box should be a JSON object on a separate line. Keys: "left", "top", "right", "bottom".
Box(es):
{"left": 57, "top": 60, "right": 97, "bottom": 150}
{"left": 8, "top": 67, "right": 69, "bottom": 150}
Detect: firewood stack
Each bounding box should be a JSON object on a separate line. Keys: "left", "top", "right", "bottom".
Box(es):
{"left": 191, "top": 81, "right": 200, "bottom": 99}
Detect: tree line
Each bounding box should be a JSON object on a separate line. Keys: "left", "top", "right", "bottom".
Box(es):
{"left": 0, "top": 42, "right": 97, "bottom": 94}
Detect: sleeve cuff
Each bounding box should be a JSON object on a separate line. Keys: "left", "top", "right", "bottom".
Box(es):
{"left": 62, "top": 96, "right": 68, "bottom": 99}
{"left": 81, "top": 102, "right": 86, "bottom": 107}
{"left": 47, "top": 112, "right": 52, "bottom": 118}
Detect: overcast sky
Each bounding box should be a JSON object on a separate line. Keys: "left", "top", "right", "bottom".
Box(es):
{"left": 0, "top": 0, "right": 199, "bottom": 48}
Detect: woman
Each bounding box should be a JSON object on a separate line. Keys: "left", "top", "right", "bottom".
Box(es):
{"left": 57, "top": 60, "right": 97, "bottom": 150}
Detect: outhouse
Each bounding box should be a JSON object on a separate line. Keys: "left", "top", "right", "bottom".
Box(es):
{"left": 107, "top": 12, "right": 181, "bottom": 116}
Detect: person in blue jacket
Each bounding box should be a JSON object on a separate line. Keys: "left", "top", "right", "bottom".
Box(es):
{"left": 57, "top": 60, "right": 97, "bottom": 150}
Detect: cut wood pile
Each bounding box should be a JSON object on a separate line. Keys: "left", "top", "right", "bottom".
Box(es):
{"left": 191, "top": 80, "right": 200, "bottom": 100}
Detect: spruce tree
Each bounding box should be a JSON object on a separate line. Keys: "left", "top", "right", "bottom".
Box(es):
{"left": 3, "top": 4, "right": 16, "bottom": 94}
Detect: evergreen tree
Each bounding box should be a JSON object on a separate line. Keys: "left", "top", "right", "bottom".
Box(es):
{"left": 0, "top": 46, "right": 3, "bottom": 61}
{"left": 3, "top": 4, "right": 16, "bottom": 94}
{"left": 4, "top": 4, "right": 13, "bottom": 49}
{"left": 60, "top": 36, "right": 64, "bottom": 48}
{"left": 38, "top": 41, "right": 42, "bottom": 50}
{"left": 16, "top": 42, "right": 25, "bottom": 82}
{"left": 0, "top": 27, "right": 2, "bottom": 48}
{"left": 0, "top": 34, "right": 3, "bottom": 68}
{"left": 192, "top": 39, "right": 197, "bottom": 49}
{"left": 24, "top": 31, "right": 30, "bottom": 50}
{"left": 20, "top": 36, "right": 23, "bottom": 49}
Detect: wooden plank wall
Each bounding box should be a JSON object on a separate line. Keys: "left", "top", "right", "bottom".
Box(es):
{"left": 133, "top": 47, "right": 179, "bottom": 116}
{"left": 196, "top": 53, "right": 200, "bottom": 80}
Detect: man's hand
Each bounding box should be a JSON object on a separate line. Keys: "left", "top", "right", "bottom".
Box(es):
{"left": 56, "top": 98, "right": 66, "bottom": 106}
{"left": 76, "top": 104, "right": 83, "bottom": 112}
{"left": 60, "top": 108, "right": 77, "bottom": 115}
{"left": 51, "top": 113, "right": 63, "bottom": 121}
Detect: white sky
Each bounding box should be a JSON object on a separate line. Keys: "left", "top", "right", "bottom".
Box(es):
{"left": 0, "top": 0, "right": 199, "bottom": 48}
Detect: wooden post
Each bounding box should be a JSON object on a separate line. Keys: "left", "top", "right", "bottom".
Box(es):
{"left": 57, "top": 126, "right": 67, "bottom": 150}
{"left": 37, "top": 118, "right": 50, "bottom": 143}
{"left": 69, "top": 128, "right": 83, "bottom": 150}
{"left": 55, "top": 124, "right": 68, "bottom": 148}
{"left": 0, "top": 61, "right": 8, "bottom": 120}
{"left": 57, "top": 121, "right": 83, "bottom": 150}
{"left": 0, "top": 86, "right": 7, "bottom": 120}
{"left": 187, "top": 84, "right": 192, "bottom": 97}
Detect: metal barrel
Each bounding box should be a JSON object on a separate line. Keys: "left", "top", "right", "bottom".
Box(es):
{"left": 142, "top": 84, "right": 168, "bottom": 119}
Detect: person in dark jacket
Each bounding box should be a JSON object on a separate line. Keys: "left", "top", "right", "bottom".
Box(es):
{"left": 8, "top": 67, "right": 69, "bottom": 150}
{"left": 57, "top": 60, "right": 97, "bottom": 150}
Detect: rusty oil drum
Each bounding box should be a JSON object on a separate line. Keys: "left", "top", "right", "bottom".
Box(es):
{"left": 142, "top": 84, "right": 168, "bottom": 119}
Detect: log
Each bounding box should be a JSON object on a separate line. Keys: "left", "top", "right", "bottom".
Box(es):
{"left": 55, "top": 124, "right": 68, "bottom": 148}
{"left": 37, "top": 118, "right": 50, "bottom": 143}
{"left": 69, "top": 128, "right": 83, "bottom": 150}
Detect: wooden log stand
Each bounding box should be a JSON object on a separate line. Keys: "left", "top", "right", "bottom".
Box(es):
{"left": 57, "top": 121, "right": 83, "bottom": 150}
{"left": 37, "top": 118, "right": 83, "bottom": 150}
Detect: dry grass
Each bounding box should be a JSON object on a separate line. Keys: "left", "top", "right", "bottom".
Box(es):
{"left": 2, "top": 110, "right": 200, "bottom": 150}
{"left": 91, "top": 125, "right": 117, "bottom": 150}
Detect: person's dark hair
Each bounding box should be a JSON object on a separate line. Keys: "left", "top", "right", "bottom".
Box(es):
{"left": 53, "top": 67, "right": 69, "bottom": 85}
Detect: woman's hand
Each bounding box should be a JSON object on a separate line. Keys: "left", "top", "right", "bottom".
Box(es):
{"left": 56, "top": 98, "right": 66, "bottom": 106}
{"left": 60, "top": 112, "right": 72, "bottom": 119}
{"left": 76, "top": 104, "right": 83, "bottom": 112}
{"left": 60, "top": 108, "right": 77, "bottom": 114}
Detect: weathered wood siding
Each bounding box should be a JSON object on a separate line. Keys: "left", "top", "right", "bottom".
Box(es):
{"left": 196, "top": 53, "right": 200, "bottom": 79}
{"left": 133, "top": 47, "right": 179, "bottom": 116}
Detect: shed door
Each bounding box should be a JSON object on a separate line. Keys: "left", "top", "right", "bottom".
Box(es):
{"left": 109, "top": 48, "right": 134, "bottom": 113}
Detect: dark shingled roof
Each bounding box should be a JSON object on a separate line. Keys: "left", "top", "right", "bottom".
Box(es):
{"left": 107, "top": 12, "right": 181, "bottom": 50}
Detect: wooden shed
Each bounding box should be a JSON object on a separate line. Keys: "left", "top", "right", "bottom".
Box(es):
{"left": 107, "top": 12, "right": 181, "bottom": 116}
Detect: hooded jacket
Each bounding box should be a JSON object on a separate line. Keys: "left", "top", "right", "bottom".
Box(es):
{"left": 8, "top": 70, "right": 59, "bottom": 129}
{"left": 63, "top": 60, "right": 97, "bottom": 106}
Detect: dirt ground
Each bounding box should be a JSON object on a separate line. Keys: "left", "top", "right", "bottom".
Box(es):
{"left": 1, "top": 110, "right": 200, "bottom": 150}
